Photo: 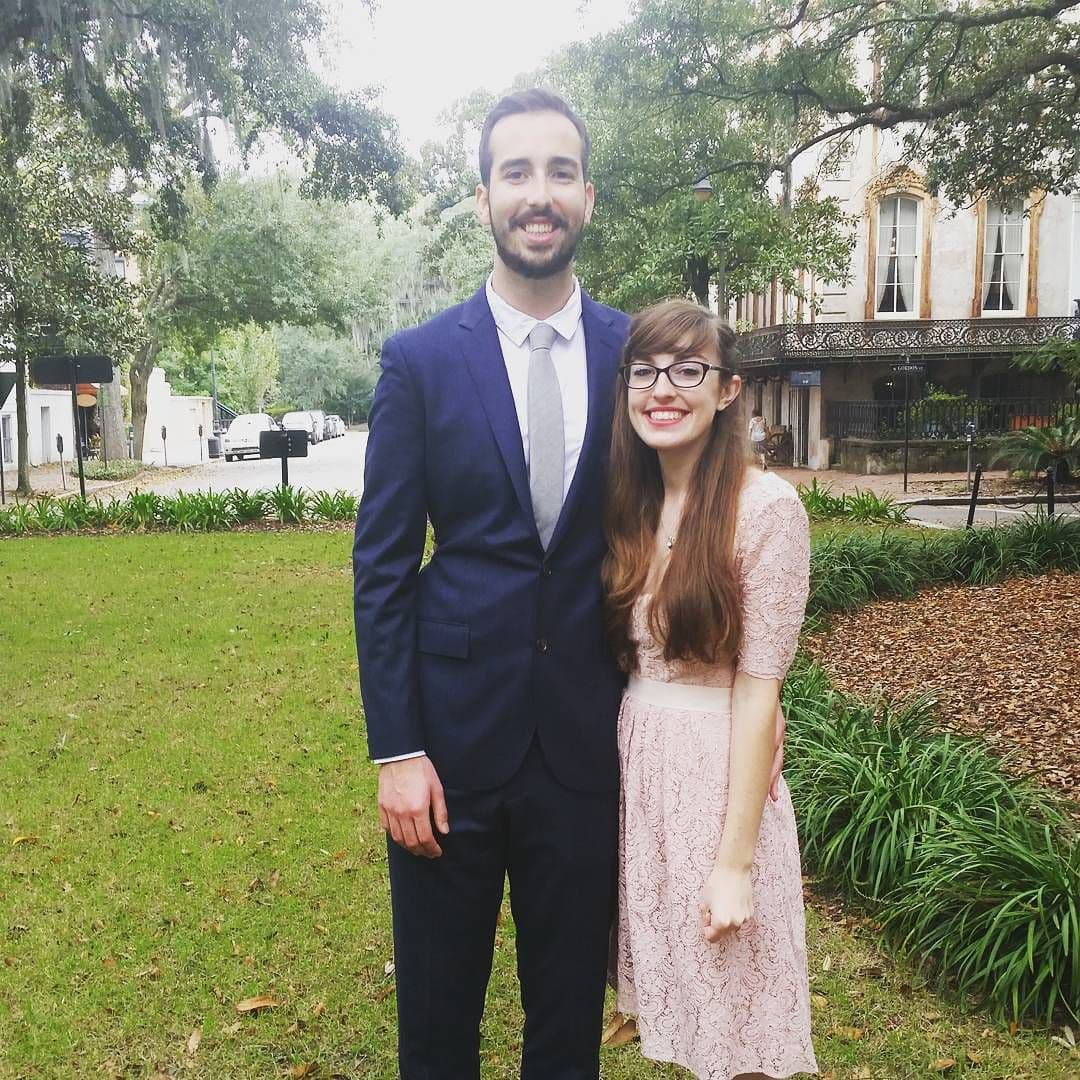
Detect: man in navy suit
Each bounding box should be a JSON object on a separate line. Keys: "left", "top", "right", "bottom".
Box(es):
{"left": 353, "top": 89, "right": 629, "bottom": 1078}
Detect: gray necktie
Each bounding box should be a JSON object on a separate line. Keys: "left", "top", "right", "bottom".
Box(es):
{"left": 527, "top": 322, "right": 563, "bottom": 549}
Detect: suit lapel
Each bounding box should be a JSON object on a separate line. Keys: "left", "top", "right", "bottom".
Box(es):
{"left": 547, "top": 293, "right": 624, "bottom": 553}
{"left": 457, "top": 287, "right": 535, "bottom": 525}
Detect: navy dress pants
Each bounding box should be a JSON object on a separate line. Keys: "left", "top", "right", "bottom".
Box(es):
{"left": 386, "top": 737, "right": 619, "bottom": 1079}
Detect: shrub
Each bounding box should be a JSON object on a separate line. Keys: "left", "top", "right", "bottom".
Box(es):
{"left": 225, "top": 489, "right": 269, "bottom": 522}
{"left": 268, "top": 484, "right": 309, "bottom": 524}
{"left": 71, "top": 459, "right": 143, "bottom": 481}
{"left": 783, "top": 660, "right": 1079, "bottom": 1022}
{"left": 310, "top": 490, "right": 358, "bottom": 522}
{"left": 119, "top": 491, "right": 162, "bottom": 529}
{"left": 797, "top": 479, "right": 909, "bottom": 525}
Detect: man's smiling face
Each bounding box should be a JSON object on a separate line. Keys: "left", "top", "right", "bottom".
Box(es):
{"left": 477, "top": 109, "right": 594, "bottom": 280}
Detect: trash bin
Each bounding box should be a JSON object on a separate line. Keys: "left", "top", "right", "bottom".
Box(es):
{"left": 207, "top": 436, "right": 222, "bottom": 459}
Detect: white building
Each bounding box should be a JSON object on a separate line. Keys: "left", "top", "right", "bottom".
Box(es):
{"left": 736, "top": 117, "right": 1079, "bottom": 471}
{"left": 0, "top": 366, "right": 77, "bottom": 478}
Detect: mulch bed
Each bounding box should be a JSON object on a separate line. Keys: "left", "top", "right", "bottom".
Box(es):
{"left": 805, "top": 572, "right": 1080, "bottom": 802}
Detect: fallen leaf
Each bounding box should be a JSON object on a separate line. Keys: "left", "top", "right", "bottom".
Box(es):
{"left": 383, "top": 960, "right": 395, "bottom": 976}
{"left": 834, "top": 1026, "right": 864, "bottom": 1041}
{"left": 601, "top": 1011, "right": 638, "bottom": 1048}
{"left": 235, "top": 994, "right": 279, "bottom": 1014}
{"left": 965, "top": 1051, "right": 983, "bottom": 1064}
{"left": 290, "top": 1064, "right": 317, "bottom": 1078}
{"left": 929, "top": 1059, "right": 958, "bottom": 1073}
{"left": 811, "top": 994, "right": 829, "bottom": 1009}
{"left": 312, "top": 1000, "right": 326, "bottom": 1017}
{"left": 223, "top": 1021, "right": 242, "bottom": 1036}
{"left": 11, "top": 835, "right": 38, "bottom": 846}
{"left": 852, "top": 1069, "right": 873, "bottom": 1080}
{"left": 269, "top": 869, "right": 281, "bottom": 889}
{"left": 821, "top": 954, "right": 833, "bottom": 972}
{"left": 186, "top": 1028, "right": 201, "bottom": 1056}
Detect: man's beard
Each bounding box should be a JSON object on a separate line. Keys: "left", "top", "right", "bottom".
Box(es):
{"left": 490, "top": 212, "right": 583, "bottom": 279}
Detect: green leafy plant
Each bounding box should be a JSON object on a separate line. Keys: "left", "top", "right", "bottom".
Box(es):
{"left": 157, "top": 491, "right": 202, "bottom": 532}
{"left": 225, "top": 489, "right": 269, "bottom": 523}
{"left": 783, "top": 659, "right": 1078, "bottom": 1022}
{"left": 990, "top": 415, "right": 1080, "bottom": 482}
{"left": 310, "top": 490, "right": 358, "bottom": 522}
{"left": 268, "top": 485, "right": 310, "bottom": 525}
{"left": 189, "top": 490, "right": 237, "bottom": 531}
{"left": 119, "top": 491, "right": 162, "bottom": 530}
{"left": 843, "top": 489, "right": 908, "bottom": 524}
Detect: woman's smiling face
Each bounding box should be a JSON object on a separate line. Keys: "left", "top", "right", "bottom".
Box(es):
{"left": 626, "top": 342, "right": 742, "bottom": 459}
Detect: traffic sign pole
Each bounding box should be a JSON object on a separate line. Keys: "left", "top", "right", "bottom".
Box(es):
{"left": 903, "top": 370, "right": 910, "bottom": 493}
{"left": 70, "top": 359, "right": 86, "bottom": 499}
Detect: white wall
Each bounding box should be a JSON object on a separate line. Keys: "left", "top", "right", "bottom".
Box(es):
{"left": 142, "top": 368, "right": 214, "bottom": 467}
{"left": 0, "top": 373, "right": 77, "bottom": 472}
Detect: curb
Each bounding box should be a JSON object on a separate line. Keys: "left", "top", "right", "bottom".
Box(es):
{"left": 901, "top": 493, "right": 1080, "bottom": 508}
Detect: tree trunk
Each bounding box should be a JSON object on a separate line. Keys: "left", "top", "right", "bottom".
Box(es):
{"left": 99, "top": 364, "right": 127, "bottom": 461}
{"left": 15, "top": 354, "right": 31, "bottom": 496}
{"left": 130, "top": 342, "right": 157, "bottom": 461}
{"left": 688, "top": 254, "right": 710, "bottom": 308}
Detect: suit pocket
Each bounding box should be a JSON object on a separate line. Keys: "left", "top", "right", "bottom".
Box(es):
{"left": 416, "top": 618, "right": 470, "bottom": 660}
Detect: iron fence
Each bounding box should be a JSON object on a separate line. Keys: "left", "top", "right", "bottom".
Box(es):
{"left": 827, "top": 397, "right": 1078, "bottom": 440}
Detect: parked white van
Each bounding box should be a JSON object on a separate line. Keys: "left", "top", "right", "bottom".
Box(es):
{"left": 223, "top": 413, "right": 278, "bottom": 461}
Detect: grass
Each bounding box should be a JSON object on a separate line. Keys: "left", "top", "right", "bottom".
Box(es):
{"left": 1, "top": 534, "right": 1077, "bottom": 1078}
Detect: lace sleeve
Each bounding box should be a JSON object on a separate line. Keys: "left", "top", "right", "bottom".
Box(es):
{"left": 735, "top": 478, "right": 810, "bottom": 681}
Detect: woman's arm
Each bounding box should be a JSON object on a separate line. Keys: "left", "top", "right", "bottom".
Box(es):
{"left": 700, "top": 673, "right": 780, "bottom": 941}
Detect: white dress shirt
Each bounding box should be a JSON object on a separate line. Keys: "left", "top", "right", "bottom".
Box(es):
{"left": 374, "top": 277, "right": 590, "bottom": 765}
{"left": 484, "top": 275, "right": 589, "bottom": 500}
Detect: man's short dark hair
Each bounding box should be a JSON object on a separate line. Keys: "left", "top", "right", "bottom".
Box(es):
{"left": 479, "top": 88, "right": 590, "bottom": 187}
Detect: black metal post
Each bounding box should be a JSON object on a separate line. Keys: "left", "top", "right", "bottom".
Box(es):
{"left": 902, "top": 369, "right": 911, "bottom": 494}
{"left": 281, "top": 455, "right": 289, "bottom": 489}
{"left": 967, "top": 464, "right": 983, "bottom": 528}
{"left": 70, "top": 360, "right": 86, "bottom": 499}
{"left": 1046, "top": 466, "right": 1056, "bottom": 518}
{"left": 100, "top": 390, "right": 108, "bottom": 468}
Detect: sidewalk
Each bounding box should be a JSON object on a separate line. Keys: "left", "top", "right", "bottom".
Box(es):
{"left": 0, "top": 460, "right": 191, "bottom": 502}
{"left": 770, "top": 466, "right": 1013, "bottom": 499}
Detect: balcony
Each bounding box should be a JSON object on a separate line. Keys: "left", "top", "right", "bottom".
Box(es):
{"left": 739, "top": 316, "right": 1079, "bottom": 367}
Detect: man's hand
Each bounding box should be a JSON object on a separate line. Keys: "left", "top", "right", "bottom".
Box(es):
{"left": 768, "top": 705, "right": 786, "bottom": 802}
{"left": 378, "top": 756, "right": 449, "bottom": 858}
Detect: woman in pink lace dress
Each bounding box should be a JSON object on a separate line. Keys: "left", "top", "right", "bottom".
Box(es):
{"left": 603, "top": 300, "right": 817, "bottom": 1080}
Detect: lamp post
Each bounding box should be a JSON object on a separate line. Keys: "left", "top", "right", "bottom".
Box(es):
{"left": 691, "top": 177, "right": 730, "bottom": 318}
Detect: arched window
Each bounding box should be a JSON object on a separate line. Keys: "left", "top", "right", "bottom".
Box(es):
{"left": 982, "top": 203, "right": 1025, "bottom": 313}
{"left": 876, "top": 196, "right": 919, "bottom": 316}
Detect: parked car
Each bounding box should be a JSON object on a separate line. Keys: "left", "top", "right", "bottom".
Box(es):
{"left": 222, "top": 413, "right": 278, "bottom": 461}
{"left": 327, "top": 414, "right": 345, "bottom": 436}
{"left": 281, "top": 410, "right": 320, "bottom": 444}
{"left": 306, "top": 409, "right": 329, "bottom": 442}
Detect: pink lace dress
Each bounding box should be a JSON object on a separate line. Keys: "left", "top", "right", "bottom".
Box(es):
{"left": 615, "top": 470, "right": 818, "bottom": 1079}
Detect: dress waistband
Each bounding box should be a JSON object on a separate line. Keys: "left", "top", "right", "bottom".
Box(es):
{"left": 626, "top": 675, "right": 732, "bottom": 712}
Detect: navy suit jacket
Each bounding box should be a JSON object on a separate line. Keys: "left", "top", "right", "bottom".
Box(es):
{"left": 353, "top": 285, "right": 630, "bottom": 793}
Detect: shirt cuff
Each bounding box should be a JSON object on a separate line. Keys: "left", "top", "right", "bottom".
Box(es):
{"left": 372, "top": 751, "right": 427, "bottom": 764}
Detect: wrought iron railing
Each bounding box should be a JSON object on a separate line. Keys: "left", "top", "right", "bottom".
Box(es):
{"left": 213, "top": 400, "right": 238, "bottom": 433}
{"left": 740, "top": 316, "right": 1078, "bottom": 365}
{"left": 827, "top": 397, "right": 1078, "bottom": 441}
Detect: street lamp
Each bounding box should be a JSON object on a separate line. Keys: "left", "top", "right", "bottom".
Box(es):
{"left": 690, "top": 177, "right": 730, "bottom": 317}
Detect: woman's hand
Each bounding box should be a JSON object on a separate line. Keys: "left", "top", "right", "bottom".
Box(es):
{"left": 700, "top": 864, "right": 754, "bottom": 943}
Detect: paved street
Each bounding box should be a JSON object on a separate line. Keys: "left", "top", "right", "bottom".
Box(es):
{"left": 135, "top": 429, "right": 369, "bottom": 497}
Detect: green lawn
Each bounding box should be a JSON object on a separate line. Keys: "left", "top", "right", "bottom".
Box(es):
{"left": 2, "top": 533, "right": 1075, "bottom": 1079}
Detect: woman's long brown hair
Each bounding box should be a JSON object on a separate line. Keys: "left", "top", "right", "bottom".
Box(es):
{"left": 602, "top": 299, "right": 747, "bottom": 672}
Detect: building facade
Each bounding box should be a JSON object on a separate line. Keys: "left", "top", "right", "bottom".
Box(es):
{"left": 735, "top": 126, "right": 1079, "bottom": 471}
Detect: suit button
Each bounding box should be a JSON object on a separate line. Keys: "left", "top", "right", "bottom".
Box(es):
{"left": 536, "top": 638, "right": 550, "bottom": 654}
{"left": 541, "top": 563, "right": 553, "bottom": 578}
